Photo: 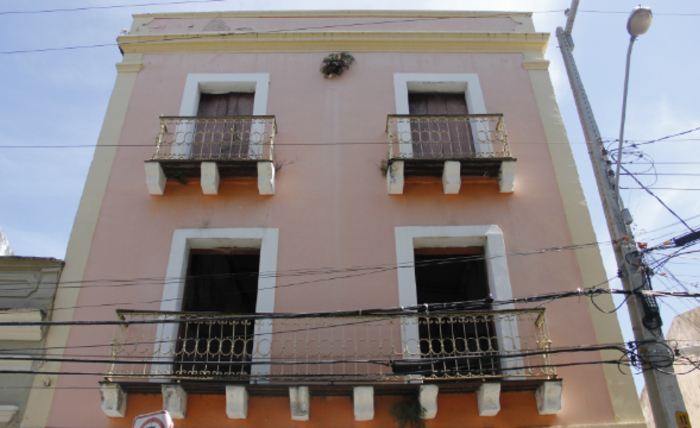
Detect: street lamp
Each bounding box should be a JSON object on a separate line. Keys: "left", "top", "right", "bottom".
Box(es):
{"left": 614, "top": 6, "right": 653, "bottom": 199}
{"left": 628, "top": 6, "right": 653, "bottom": 37}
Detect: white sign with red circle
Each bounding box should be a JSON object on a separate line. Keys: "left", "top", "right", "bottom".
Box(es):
{"left": 133, "top": 410, "right": 173, "bottom": 428}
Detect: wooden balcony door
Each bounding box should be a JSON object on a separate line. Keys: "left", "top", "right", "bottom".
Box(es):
{"left": 408, "top": 93, "right": 475, "bottom": 159}
{"left": 192, "top": 92, "right": 254, "bottom": 160}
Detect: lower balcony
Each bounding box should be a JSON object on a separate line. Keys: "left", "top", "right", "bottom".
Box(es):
{"left": 144, "top": 116, "right": 276, "bottom": 196}
{"left": 101, "top": 309, "right": 561, "bottom": 420}
{"left": 107, "top": 308, "right": 554, "bottom": 383}
{"left": 386, "top": 114, "right": 516, "bottom": 194}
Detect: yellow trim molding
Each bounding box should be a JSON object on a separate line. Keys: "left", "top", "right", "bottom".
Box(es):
{"left": 525, "top": 57, "right": 645, "bottom": 423}
{"left": 522, "top": 60, "right": 550, "bottom": 70}
{"left": 118, "top": 31, "right": 549, "bottom": 55}
{"left": 21, "top": 56, "right": 141, "bottom": 428}
{"left": 115, "top": 62, "right": 143, "bottom": 73}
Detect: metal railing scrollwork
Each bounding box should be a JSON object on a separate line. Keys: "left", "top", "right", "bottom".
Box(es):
{"left": 107, "top": 309, "right": 554, "bottom": 382}
{"left": 151, "top": 116, "right": 276, "bottom": 161}
{"left": 387, "top": 114, "right": 511, "bottom": 160}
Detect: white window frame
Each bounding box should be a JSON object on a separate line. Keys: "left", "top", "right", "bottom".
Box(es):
{"left": 394, "top": 225, "right": 520, "bottom": 373}
{"left": 393, "top": 73, "right": 490, "bottom": 157}
{"left": 153, "top": 227, "right": 279, "bottom": 382}
{"left": 173, "top": 73, "right": 270, "bottom": 158}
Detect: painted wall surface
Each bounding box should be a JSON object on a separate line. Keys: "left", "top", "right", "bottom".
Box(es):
{"left": 109, "top": 393, "right": 568, "bottom": 428}
{"left": 40, "top": 13, "right": 637, "bottom": 428}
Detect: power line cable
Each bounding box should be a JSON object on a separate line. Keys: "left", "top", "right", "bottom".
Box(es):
{"left": 619, "top": 164, "right": 694, "bottom": 232}
{"left": 2, "top": 6, "right": 700, "bottom": 17}
{"left": 625, "top": 126, "right": 700, "bottom": 148}
{"left": 0, "top": 15, "right": 507, "bottom": 55}
{"left": 5, "top": 9, "right": 700, "bottom": 56}
{"left": 0, "top": 242, "right": 617, "bottom": 314}
{"left": 0, "top": 0, "right": 227, "bottom": 15}
{"left": 0, "top": 140, "right": 641, "bottom": 149}
{"left": 0, "top": 240, "right": 612, "bottom": 292}
{"left": 623, "top": 173, "right": 700, "bottom": 177}
{"left": 2, "top": 136, "right": 700, "bottom": 150}
{"left": 1, "top": 286, "right": 696, "bottom": 328}
{"left": 638, "top": 214, "right": 700, "bottom": 237}
{"left": 0, "top": 342, "right": 630, "bottom": 367}
{"left": 621, "top": 187, "right": 700, "bottom": 191}
{"left": 1, "top": 8, "right": 699, "bottom": 55}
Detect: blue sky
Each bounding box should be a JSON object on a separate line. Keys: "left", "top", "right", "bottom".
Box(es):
{"left": 0, "top": 0, "right": 698, "bottom": 393}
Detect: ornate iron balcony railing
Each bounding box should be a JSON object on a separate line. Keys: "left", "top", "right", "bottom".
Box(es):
{"left": 151, "top": 116, "right": 276, "bottom": 161}
{"left": 387, "top": 114, "right": 511, "bottom": 160}
{"left": 107, "top": 309, "right": 554, "bottom": 382}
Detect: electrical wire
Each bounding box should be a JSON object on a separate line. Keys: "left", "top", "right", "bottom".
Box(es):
{"left": 0, "top": 140, "right": 649, "bottom": 149}
{"left": 2, "top": 6, "right": 699, "bottom": 17}
{"left": 10, "top": 282, "right": 700, "bottom": 358}
{"left": 622, "top": 173, "right": 700, "bottom": 177}
{"left": 620, "top": 187, "right": 700, "bottom": 191}
{"left": 4, "top": 9, "right": 700, "bottom": 55}
{"left": 2, "top": 135, "right": 700, "bottom": 149}
{"left": 0, "top": 15, "right": 517, "bottom": 55}
{"left": 619, "top": 164, "right": 694, "bottom": 232}
{"left": 4, "top": 243, "right": 614, "bottom": 314}
{"left": 0, "top": 240, "right": 612, "bottom": 294}
{"left": 638, "top": 214, "right": 700, "bottom": 238}
{"left": 1, "top": 286, "right": 695, "bottom": 329}
{"left": 0, "top": 342, "right": 629, "bottom": 367}
{"left": 0, "top": 0, "right": 227, "bottom": 15}
{"left": 624, "top": 126, "right": 700, "bottom": 148}
{"left": 1, "top": 339, "right": 695, "bottom": 384}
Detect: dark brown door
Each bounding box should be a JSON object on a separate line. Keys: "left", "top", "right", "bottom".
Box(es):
{"left": 192, "top": 92, "right": 254, "bottom": 160}
{"left": 408, "top": 93, "right": 474, "bottom": 159}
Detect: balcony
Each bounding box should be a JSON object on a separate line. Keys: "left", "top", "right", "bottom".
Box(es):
{"left": 100, "top": 309, "right": 561, "bottom": 420}
{"left": 386, "top": 114, "right": 516, "bottom": 194}
{"left": 144, "top": 116, "right": 277, "bottom": 196}
{"left": 100, "top": 308, "right": 560, "bottom": 419}
{"left": 106, "top": 308, "right": 554, "bottom": 382}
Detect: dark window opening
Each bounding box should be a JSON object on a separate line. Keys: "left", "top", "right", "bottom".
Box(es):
{"left": 193, "top": 92, "right": 255, "bottom": 159}
{"left": 176, "top": 249, "right": 260, "bottom": 378}
{"left": 408, "top": 93, "right": 474, "bottom": 158}
{"left": 414, "top": 247, "right": 500, "bottom": 376}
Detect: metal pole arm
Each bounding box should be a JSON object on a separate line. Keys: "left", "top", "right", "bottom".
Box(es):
{"left": 614, "top": 36, "right": 637, "bottom": 201}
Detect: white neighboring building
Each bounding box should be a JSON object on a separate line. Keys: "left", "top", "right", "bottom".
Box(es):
{"left": 0, "top": 227, "right": 13, "bottom": 256}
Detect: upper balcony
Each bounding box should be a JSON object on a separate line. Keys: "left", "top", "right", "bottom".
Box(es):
{"left": 144, "top": 116, "right": 277, "bottom": 196}
{"left": 385, "top": 114, "right": 516, "bottom": 194}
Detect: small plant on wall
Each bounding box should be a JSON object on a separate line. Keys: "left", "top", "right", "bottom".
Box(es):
{"left": 167, "top": 171, "right": 188, "bottom": 185}
{"left": 320, "top": 52, "right": 355, "bottom": 78}
{"left": 390, "top": 394, "right": 426, "bottom": 428}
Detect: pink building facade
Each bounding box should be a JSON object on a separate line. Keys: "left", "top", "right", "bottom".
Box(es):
{"left": 22, "top": 11, "right": 645, "bottom": 428}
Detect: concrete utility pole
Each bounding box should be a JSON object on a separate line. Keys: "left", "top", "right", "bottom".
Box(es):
{"left": 556, "top": 5, "right": 691, "bottom": 428}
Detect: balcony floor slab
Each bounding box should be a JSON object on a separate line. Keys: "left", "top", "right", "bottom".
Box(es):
{"left": 148, "top": 159, "right": 259, "bottom": 179}
{"left": 390, "top": 157, "right": 516, "bottom": 179}
{"left": 101, "top": 379, "right": 554, "bottom": 397}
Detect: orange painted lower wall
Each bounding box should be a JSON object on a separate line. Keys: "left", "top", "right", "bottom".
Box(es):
{"left": 110, "top": 393, "right": 564, "bottom": 428}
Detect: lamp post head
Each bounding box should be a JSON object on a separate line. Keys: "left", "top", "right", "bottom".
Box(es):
{"left": 627, "top": 6, "right": 652, "bottom": 36}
